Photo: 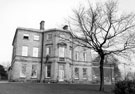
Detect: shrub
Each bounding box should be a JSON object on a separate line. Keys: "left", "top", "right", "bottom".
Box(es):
{"left": 114, "top": 80, "right": 135, "bottom": 94}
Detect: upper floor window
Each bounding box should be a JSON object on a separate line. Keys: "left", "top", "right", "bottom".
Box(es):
{"left": 22, "top": 46, "right": 28, "bottom": 56}
{"left": 34, "top": 35, "right": 39, "bottom": 41}
{"left": 23, "top": 34, "right": 29, "bottom": 40}
{"left": 47, "top": 34, "right": 52, "bottom": 40}
{"left": 33, "top": 47, "right": 38, "bottom": 57}
{"left": 59, "top": 34, "right": 65, "bottom": 40}
{"left": 75, "top": 51, "right": 79, "bottom": 61}
{"left": 59, "top": 47, "right": 65, "bottom": 57}
{"left": 69, "top": 46, "right": 72, "bottom": 58}
{"left": 46, "top": 46, "right": 52, "bottom": 55}
{"left": 83, "top": 52, "right": 86, "bottom": 61}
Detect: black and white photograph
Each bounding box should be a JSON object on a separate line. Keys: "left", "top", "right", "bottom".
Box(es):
{"left": 0, "top": 0, "right": 135, "bottom": 94}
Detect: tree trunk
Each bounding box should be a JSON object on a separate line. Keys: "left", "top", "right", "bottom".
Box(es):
{"left": 99, "top": 54, "right": 105, "bottom": 91}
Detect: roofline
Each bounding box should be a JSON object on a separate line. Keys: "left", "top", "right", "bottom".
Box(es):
{"left": 12, "top": 29, "right": 18, "bottom": 46}
{"left": 17, "top": 27, "right": 42, "bottom": 32}
{"left": 12, "top": 27, "right": 74, "bottom": 46}
{"left": 44, "top": 28, "right": 73, "bottom": 36}
{"left": 16, "top": 27, "right": 72, "bottom": 34}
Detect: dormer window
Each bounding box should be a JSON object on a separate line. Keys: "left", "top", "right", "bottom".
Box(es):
{"left": 23, "top": 34, "right": 29, "bottom": 40}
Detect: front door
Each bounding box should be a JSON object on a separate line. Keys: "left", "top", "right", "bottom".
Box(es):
{"left": 59, "top": 65, "right": 64, "bottom": 81}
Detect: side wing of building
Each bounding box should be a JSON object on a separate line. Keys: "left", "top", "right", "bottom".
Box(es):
{"left": 9, "top": 28, "right": 42, "bottom": 81}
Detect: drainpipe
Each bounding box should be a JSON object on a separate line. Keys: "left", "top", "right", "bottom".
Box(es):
{"left": 40, "top": 32, "right": 44, "bottom": 82}
{"left": 110, "top": 64, "right": 112, "bottom": 84}
{"left": 40, "top": 21, "right": 45, "bottom": 82}
{"left": 71, "top": 37, "right": 74, "bottom": 83}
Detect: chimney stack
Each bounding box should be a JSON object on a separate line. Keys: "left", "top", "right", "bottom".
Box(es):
{"left": 40, "top": 20, "right": 45, "bottom": 30}
{"left": 63, "top": 25, "right": 68, "bottom": 30}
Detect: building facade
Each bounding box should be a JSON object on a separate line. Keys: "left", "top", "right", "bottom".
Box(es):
{"left": 9, "top": 21, "right": 114, "bottom": 84}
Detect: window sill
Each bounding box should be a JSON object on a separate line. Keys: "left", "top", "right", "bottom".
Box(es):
{"left": 83, "top": 78, "right": 87, "bottom": 79}
{"left": 20, "top": 76, "right": 26, "bottom": 78}
{"left": 23, "top": 39, "right": 29, "bottom": 40}
{"left": 74, "top": 78, "right": 79, "bottom": 80}
{"left": 33, "top": 40, "right": 39, "bottom": 41}
{"left": 31, "top": 77, "right": 37, "bottom": 79}
{"left": 45, "top": 77, "right": 51, "bottom": 78}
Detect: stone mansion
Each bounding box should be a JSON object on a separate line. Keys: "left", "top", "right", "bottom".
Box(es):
{"left": 9, "top": 21, "right": 114, "bottom": 84}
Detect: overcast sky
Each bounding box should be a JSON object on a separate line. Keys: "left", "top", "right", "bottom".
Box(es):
{"left": 0, "top": 0, "right": 135, "bottom": 66}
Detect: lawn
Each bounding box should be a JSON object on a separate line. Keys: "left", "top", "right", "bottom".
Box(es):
{"left": 0, "top": 82, "right": 114, "bottom": 94}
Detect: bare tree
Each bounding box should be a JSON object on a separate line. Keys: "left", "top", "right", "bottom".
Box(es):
{"left": 68, "top": 0, "right": 135, "bottom": 91}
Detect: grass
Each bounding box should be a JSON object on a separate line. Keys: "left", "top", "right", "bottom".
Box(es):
{"left": 0, "top": 82, "right": 114, "bottom": 94}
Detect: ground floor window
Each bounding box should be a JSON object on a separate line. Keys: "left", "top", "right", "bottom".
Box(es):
{"left": 31, "top": 64, "right": 37, "bottom": 78}
{"left": 83, "top": 68, "right": 87, "bottom": 79}
{"left": 74, "top": 67, "right": 79, "bottom": 79}
{"left": 46, "top": 65, "right": 51, "bottom": 78}
{"left": 92, "top": 66, "right": 114, "bottom": 83}
{"left": 20, "top": 64, "right": 27, "bottom": 78}
{"left": 58, "top": 65, "right": 65, "bottom": 81}
{"left": 104, "top": 68, "right": 113, "bottom": 83}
